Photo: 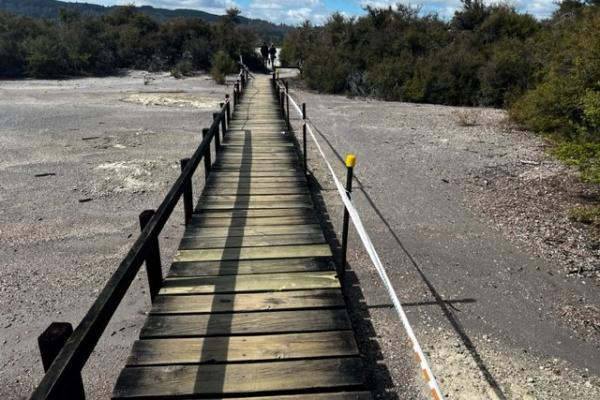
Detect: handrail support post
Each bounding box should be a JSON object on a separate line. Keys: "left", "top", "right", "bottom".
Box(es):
{"left": 38, "top": 323, "right": 86, "bottom": 400}
{"left": 180, "top": 159, "right": 193, "bottom": 225}
{"left": 213, "top": 113, "right": 221, "bottom": 151}
{"left": 202, "top": 128, "right": 212, "bottom": 181}
{"left": 138, "top": 210, "right": 162, "bottom": 301}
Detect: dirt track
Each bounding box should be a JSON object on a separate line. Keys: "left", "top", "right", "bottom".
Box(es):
{"left": 1, "top": 72, "right": 599, "bottom": 399}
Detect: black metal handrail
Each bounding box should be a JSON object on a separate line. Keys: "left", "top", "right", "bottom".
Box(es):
{"left": 30, "top": 66, "right": 249, "bottom": 400}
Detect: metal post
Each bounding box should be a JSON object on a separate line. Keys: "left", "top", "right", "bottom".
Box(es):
{"left": 340, "top": 154, "right": 356, "bottom": 284}
{"left": 272, "top": 72, "right": 276, "bottom": 90}
{"left": 236, "top": 80, "right": 241, "bottom": 98}
{"left": 139, "top": 210, "right": 162, "bottom": 301}
{"left": 234, "top": 83, "right": 240, "bottom": 105}
{"left": 38, "top": 323, "right": 86, "bottom": 400}
{"left": 202, "top": 128, "right": 212, "bottom": 181}
{"left": 213, "top": 113, "right": 221, "bottom": 151}
{"left": 180, "top": 158, "right": 193, "bottom": 225}
{"left": 302, "top": 102, "right": 306, "bottom": 120}
{"left": 280, "top": 90, "right": 285, "bottom": 117}
{"left": 225, "top": 95, "right": 231, "bottom": 122}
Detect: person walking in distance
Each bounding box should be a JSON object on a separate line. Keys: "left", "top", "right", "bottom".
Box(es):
{"left": 269, "top": 43, "right": 277, "bottom": 67}
{"left": 260, "top": 42, "right": 269, "bottom": 67}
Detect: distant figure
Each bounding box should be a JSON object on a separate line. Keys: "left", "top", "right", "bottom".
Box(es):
{"left": 260, "top": 42, "right": 269, "bottom": 66}
{"left": 269, "top": 44, "right": 277, "bottom": 67}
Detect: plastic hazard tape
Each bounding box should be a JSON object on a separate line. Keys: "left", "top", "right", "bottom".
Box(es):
{"left": 286, "top": 92, "right": 445, "bottom": 400}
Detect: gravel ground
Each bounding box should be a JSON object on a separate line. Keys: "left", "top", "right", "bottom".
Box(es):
{"left": 0, "top": 71, "right": 229, "bottom": 399}
{"left": 285, "top": 82, "right": 600, "bottom": 399}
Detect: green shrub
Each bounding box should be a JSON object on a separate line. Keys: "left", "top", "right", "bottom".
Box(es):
{"left": 552, "top": 139, "right": 600, "bottom": 183}
{"left": 170, "top": 59, "right": 193, "bottom": 79}
{"left": 210, "top": 50, "right": 236, "bottom": 84}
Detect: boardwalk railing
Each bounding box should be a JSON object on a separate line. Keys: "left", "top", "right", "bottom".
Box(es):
{"left": 30, "top": 66, "right": 250, "bottom": 400}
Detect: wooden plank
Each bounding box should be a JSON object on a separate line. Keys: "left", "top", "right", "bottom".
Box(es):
{"left": 175, "top": 244, "right": 332, "bottom": 262}
{"left": 160, "top": 271, "right": 339, "bottom": 295}
{"left": 205, "top": 181, "right": 304, "bottom": 189}
{"left": 151, "top": 289, "right": 343, "bottom": 313}
{"left": 141, "top": 309, "right": 351, "bottom": 338}
{"left": 193, "top": 209, "right": 313, "bottom": 218}
{"left": 184, "top": 224, "right": 322, "bottom": 238}
{"left": 201, "top": 194, "right": 311, "bottom": 202}
{"left": 187, "top": 215, "right": 316, "bottom": 228}
{"left": 168, "top": 257, "right": 334, "bottom": 277}
{"left": 209, "top": 171, "right": 302, "bottom": 178}
{"left": 197, "top": 201, "right": 313, "bottom": 210}
{"left": 171, "top": 393, "right": 373, "bottom": 400}
{"left": 113, "top": 358, "right": 365, "bottom": 398}
{"left": 180, "top": 233, "right": 326, "bottom": 250}
{"left": 127, "top": 331, "right": 358, "bottom": 366}
{"left": 203, "top": 187, "right": 309, "bottom": 196}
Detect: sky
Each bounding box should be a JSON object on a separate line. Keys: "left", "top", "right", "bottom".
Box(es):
{"left": 64, "top": 1, "right": 560, "bottom": 25}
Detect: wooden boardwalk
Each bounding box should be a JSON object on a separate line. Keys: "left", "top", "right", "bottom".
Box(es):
{"left": 112, "top": 76, "right": 371, "bottom": 399}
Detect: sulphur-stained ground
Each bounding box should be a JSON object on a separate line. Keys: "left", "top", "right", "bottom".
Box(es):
{"left": 284, "top": 79, "right": 600, "bottom": 399}
{"left": 1, "top": 71, "right": 599, "bottom": 400}
{"left": 0, "top": 71, "right": 229, "bottom": 399}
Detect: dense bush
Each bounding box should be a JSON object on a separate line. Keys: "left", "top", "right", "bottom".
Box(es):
{"left": 0, "top": 6, "right": 257, "bottom": 80}
{"left": 282, "top": 1, "right": 600, "bottom": 181}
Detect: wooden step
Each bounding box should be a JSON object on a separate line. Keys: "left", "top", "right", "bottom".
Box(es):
{"left": 140, "top": 309, "right": 351, "bottom": 338}
{"left": 113, "top": 358, "right": 366, "bottom": 398}
{"left": 168, "top": 257, "right": 335, "bottom": 277}
{"left": 127, "top": 331, "right": 358, "bottom": 366}
{"left": 151, "top": 289, "right": 343, "bottom": 313}
{"left": 160, "top": 271, "right": 339, "bottom": 294}
{"left": 175, "top": 244, "right": 332, "bottom": 262}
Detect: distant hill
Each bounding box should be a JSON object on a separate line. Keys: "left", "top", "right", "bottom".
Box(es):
{"left": 0, "top": 0, "right": 290, "bottom": 41}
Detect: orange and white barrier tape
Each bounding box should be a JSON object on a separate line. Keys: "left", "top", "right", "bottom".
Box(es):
{"left": 286, "top": 92, "right": 445, "bottom": 400}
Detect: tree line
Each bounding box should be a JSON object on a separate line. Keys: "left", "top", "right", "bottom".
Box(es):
{"left": 0, "top": 6, "right": 263, "bottom": 79}
{"left": 281, "top": 0, "right": 600, "bottom": 181}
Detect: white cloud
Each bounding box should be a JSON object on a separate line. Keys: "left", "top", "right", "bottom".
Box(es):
{"left": 244, "top": 0, "right": 329, "bottom": 25}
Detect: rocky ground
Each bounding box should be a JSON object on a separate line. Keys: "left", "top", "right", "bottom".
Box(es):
{"left": 1, "top": 71, "right": 599, "bottom": 399}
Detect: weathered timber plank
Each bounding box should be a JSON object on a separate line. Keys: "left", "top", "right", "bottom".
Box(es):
{"left": 202, "top": 187, "right": 309, "bottom": 196}
{"left": 160, "top": 271, "right": 339, "bottom": 295}
{"left": 172, "top": 393, "right": 373, "bottom": 400}
{"left": 184, "top": 224, "right": 320, "bottom": 237}
{"left": 204, "top": 181, "right": 304, "bottom": 189}
{"left": 180, "top": 233, "right": 326, "bottom": 250}
{"left": 187, "top": 215, "right": 316, "bottom": 227}
{"left": 208, "top": 171, "right": 302, "bottom": 178}
{"left": 197, "top": 201, "right": 313, "bottom": 211}
{"left": 112, "top": 358, "right": 365, "bottom": 398}
{"left": 168, "top": 257, "right": 334, "bottom": 277}
{"left": 127, "top": 331, "right": 358, "bottom": 366}
{"left": 207, "top": 178, "right": 306, "bottom": 185}
{"left": 200, "top": 194, "right": 311, "bottom": 203}
{"left": 192, "top": 209, "right": 313, "bottom": 218}
{"left": 141, "top": 309, "right": 351, "bottom": 338}
{"left": 151, "top": 289, "right": 343, "bottom": 313}
{"left": 175, "top": 244, "right": 332, "bottom": 262}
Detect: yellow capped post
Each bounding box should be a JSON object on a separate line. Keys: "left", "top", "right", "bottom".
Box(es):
{"left": 345, "top": 154, "right": 357, "bottom": 168}
{"left": 341, "top": 153, "right": 356, "bottom": 283}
